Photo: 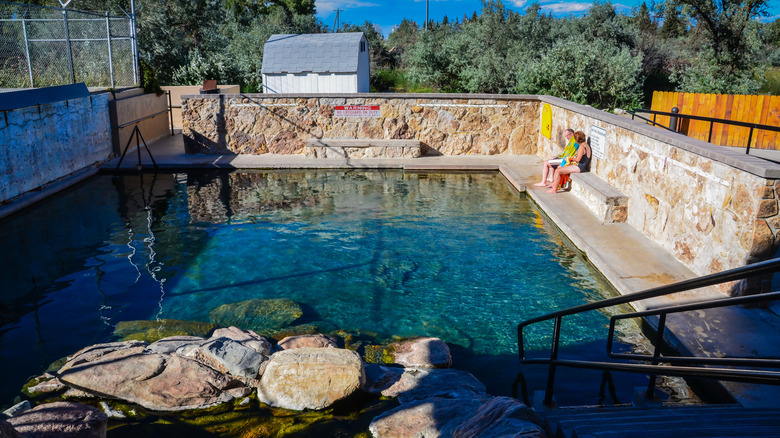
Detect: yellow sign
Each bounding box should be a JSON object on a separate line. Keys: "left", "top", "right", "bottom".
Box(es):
{"left": 541, "top": 104, "right": 552, "bottom": 139}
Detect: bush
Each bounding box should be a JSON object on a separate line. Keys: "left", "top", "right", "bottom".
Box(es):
{"left": 516, "top": 35, "right": 644, "bottom": 110}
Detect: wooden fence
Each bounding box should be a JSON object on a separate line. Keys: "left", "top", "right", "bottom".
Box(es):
{"left": 650, "top": 91, "right": 780, "bottom": 150}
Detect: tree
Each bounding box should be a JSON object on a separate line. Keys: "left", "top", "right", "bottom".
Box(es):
{"left": 517, "top": 34, "right": 644, "bottom": 109}
{"left": 673, "top": 0, "right": 768, "bottom": 75}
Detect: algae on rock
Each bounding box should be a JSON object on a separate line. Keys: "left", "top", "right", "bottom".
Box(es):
{"left": 208, "top": 298, "right": 303, "bottom": 336}
{"left": 114, "top": 319, "right": 217, "bottom": 343}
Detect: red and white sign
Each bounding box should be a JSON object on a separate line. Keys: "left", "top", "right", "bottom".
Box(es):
{"left": 334, "top": 105, "right": 381, "bottom": 118}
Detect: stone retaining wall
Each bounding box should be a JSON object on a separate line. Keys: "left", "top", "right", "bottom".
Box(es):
{"left": 182, "top": 93, "right": 780, "bottom": 295}
{"left": 539, "top": 96, "right": 780, "bottom": 295}
{"left": 0, "top": 93, "right": 112, "bottom": 203}
{"left": 181, "top": 94, "right": 539, "bottom": 156}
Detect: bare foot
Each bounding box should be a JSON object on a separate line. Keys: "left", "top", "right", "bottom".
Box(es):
{"left": 546, "top": 188, "right": 558, "bottom": 193}
{"left": 532, "top": 182, "right": 547, "bottom": 187}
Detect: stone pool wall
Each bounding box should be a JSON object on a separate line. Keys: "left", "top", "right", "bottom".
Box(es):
{"left": 0, "top": 93, "right": 112, "bottom": 203}
{"left": 538, "top": 96, "right": 780, "bottom": 295}
{"left": 181, "top": 93, "right": 780, "bottom": 295}
{"left": 181, "top": 94, "right": 539, "bottom": 156}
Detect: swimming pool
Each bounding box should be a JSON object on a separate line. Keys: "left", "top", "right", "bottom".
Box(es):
{"left": 0, "top": 170, "right": 650, "bottom": 408}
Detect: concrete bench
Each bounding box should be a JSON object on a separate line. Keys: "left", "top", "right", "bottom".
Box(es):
{"left": 305, "top": 138, "right": 423, "bottom": 159}
{"left": 570, "top": 173, "right": 628, "bottom": 223}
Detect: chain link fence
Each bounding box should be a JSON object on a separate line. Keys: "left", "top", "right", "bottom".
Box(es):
{"left": 0, "top": 1, "right": 138, "bottom": 89}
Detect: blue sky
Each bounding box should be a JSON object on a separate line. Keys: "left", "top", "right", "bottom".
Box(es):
{"left": 314, "top": 0, "right": 780, "bottom": 37}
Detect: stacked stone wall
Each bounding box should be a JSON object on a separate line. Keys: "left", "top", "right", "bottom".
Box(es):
{"left": 0, "top": 94, "right": 112, "bottom": 203}
{"left": 182, "top": 95, "right": 539, "bottom": 156}
{"left": 541, "top": 101, "right": 779, "bottom": 294}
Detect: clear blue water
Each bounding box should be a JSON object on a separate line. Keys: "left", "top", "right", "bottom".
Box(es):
{"left": 0, "top": 170, "right": 648, "bottom": 407}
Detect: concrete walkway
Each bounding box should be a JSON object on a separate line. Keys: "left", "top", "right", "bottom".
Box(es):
{"left": 9, "top": 132, "right": 780, "bottom": 407}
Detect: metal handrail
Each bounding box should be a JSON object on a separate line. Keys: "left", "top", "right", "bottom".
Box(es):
{"left": 627, "top": 108, "right": 780, "bottom": 155}
{"left": 517, "top": 257, "right": 780, "bottom": 407}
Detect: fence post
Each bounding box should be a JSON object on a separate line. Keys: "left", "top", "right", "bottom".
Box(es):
{"left": 105, "top": 12, "right": 115, "bottom": 89}
{"left": 62, "top": 9, "right": 76, "bottom": 84}
{"left": 21, "top": 18, "right": 34, "bottom": 87}
{"left": 129, "top": 0, "right": 139, "bottom": 85}
{"left": 669, "top": 107, "right": 679, "bottom": 132}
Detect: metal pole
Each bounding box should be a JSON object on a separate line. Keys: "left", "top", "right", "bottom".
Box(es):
{"left": 130, "top": 0, "right": 139, "bottom": 85}
{"left": 22, "top": 19, "right": 34, "bottom": 87}
{"left": 543, "top": 316, "right": 562, "bottom": 407}
{"left": 63, "top": 9, "right": 76, "bottom": 84}
{"left": 425, "top": 0, "right": 429, "bottom": 30}
{"left": 105, "top": 12, "right": 115, "bottom": 89}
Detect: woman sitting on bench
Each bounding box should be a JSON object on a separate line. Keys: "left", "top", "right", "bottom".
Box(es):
{"left": 547, "top": 131, "right": 591, "bottom": 194}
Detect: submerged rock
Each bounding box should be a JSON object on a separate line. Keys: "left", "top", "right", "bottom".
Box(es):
{"left": 58, "top": 349, "right": 242, "bottom": 412}
{"left": 257, "top": 347, "right": 365, "bottom": 411}
{"left": 6, "top": 402, "right": 107, "bottom": 438}
{"left": 209, "top": 299, "right": 303, "bottom": 336}
{"left": 113, "top": 319, "right": 217, "bottom": 343}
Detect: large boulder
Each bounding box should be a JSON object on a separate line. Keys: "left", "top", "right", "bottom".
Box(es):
{"left": 0, "top": 419, "right": 22, "bottom": 438}
{"left": 387, "top": 337, "right": 452, "bottom": 369}
{"left": 257, "top": 347, "right": 365, "bottom": 410}
{"left": 145, "top": 336, "right": 205, "bottom": 355}
{"left": 58, "top": 341, "right": 148, "bottom": 373}
{"left": 208, "top": 299, "right": 303, "bottom": 335}
{"left": 453, "top": 397, "right": 546, "bottom": 438}
{"left": 178, "top": 337, "right": 268, "bottom": 379}
{"left": 370, "top": 367, "right": 487, "bottom": 404}
{"left": 277, "top": 334, "right": 337, "bottom": 350}
{"left": 211, "top": 327, "right": 272, "bottom": 355}
{"left": 6, "top": 402, "right": 107, "bottom": 438}
{"left": 58, "top": 349, "right": 243, "bottom": 412}
{"left": 369, "top": 396, "right": 487, "bottom": 438}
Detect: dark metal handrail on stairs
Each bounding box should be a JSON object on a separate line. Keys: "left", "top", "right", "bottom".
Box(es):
{"left": 517, "top": 257, "right": 780, "bottom": 407}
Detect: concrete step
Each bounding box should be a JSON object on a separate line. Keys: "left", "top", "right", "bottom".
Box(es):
{"left": 540, "top": 405, "right": 780, "bottom": 438}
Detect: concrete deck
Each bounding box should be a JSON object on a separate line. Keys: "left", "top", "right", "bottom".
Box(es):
{"left": 6, "top": 132, "right": 780, "bottom": 407}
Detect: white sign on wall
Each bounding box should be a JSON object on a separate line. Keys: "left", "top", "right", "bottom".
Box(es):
{"left": 590, "top": 125, "right": 606, "bottom": 160}
{"left": 334, "top": 105, "right": 381, "bottom": 118}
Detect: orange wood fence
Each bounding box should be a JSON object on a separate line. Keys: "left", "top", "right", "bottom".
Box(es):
{"left": 650, "top": 91, "right": 780, "bottom": 150}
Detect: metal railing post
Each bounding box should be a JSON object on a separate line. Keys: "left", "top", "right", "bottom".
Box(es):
{"left": 669, "top": 107, "right": 679, "bottom": 132}
{"left": 21, "top": 19, "right": 34, "bottom": 87}
{"left": 746, "top": 127, "right": 755, "bottom": 155}
{"left": 544, "top": 316, "right": 563, "bottom": 406}
{"left": 105, "top": 12, "right": 115, "bottom": 89}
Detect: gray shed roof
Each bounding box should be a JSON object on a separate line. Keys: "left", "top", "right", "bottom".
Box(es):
{"left": 261, "top": 33, "right": 365, "bottom": 74}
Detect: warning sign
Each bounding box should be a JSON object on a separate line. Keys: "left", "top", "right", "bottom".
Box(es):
{"left": 334, "top": 105, "right": 381, "bottom": 118}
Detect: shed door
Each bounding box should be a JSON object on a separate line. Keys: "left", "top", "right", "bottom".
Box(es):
{"left": 293, "top": 73, "right": 318, "bottom": 93}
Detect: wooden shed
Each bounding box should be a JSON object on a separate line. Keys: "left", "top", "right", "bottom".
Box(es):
{"left": 261, "top": 32, "right": 370, "bottom": 93}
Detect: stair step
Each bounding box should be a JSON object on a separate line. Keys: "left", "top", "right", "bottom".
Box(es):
{"left": 572, "top": 424, "right": 780, "bottom": 438}
{"left": 540, "top": 405, "right": 780, "bottom": 438}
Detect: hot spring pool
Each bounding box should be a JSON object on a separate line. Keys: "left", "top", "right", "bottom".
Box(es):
{"left": 1, "top": 170, "right": 650, "bottom": 408}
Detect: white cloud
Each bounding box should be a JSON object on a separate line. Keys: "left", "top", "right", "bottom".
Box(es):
{"left": 508, "top": 0, "right": 528, "bottom": 7}
{"left": 540, "top": 2, "right": 592, "bottom": 14}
